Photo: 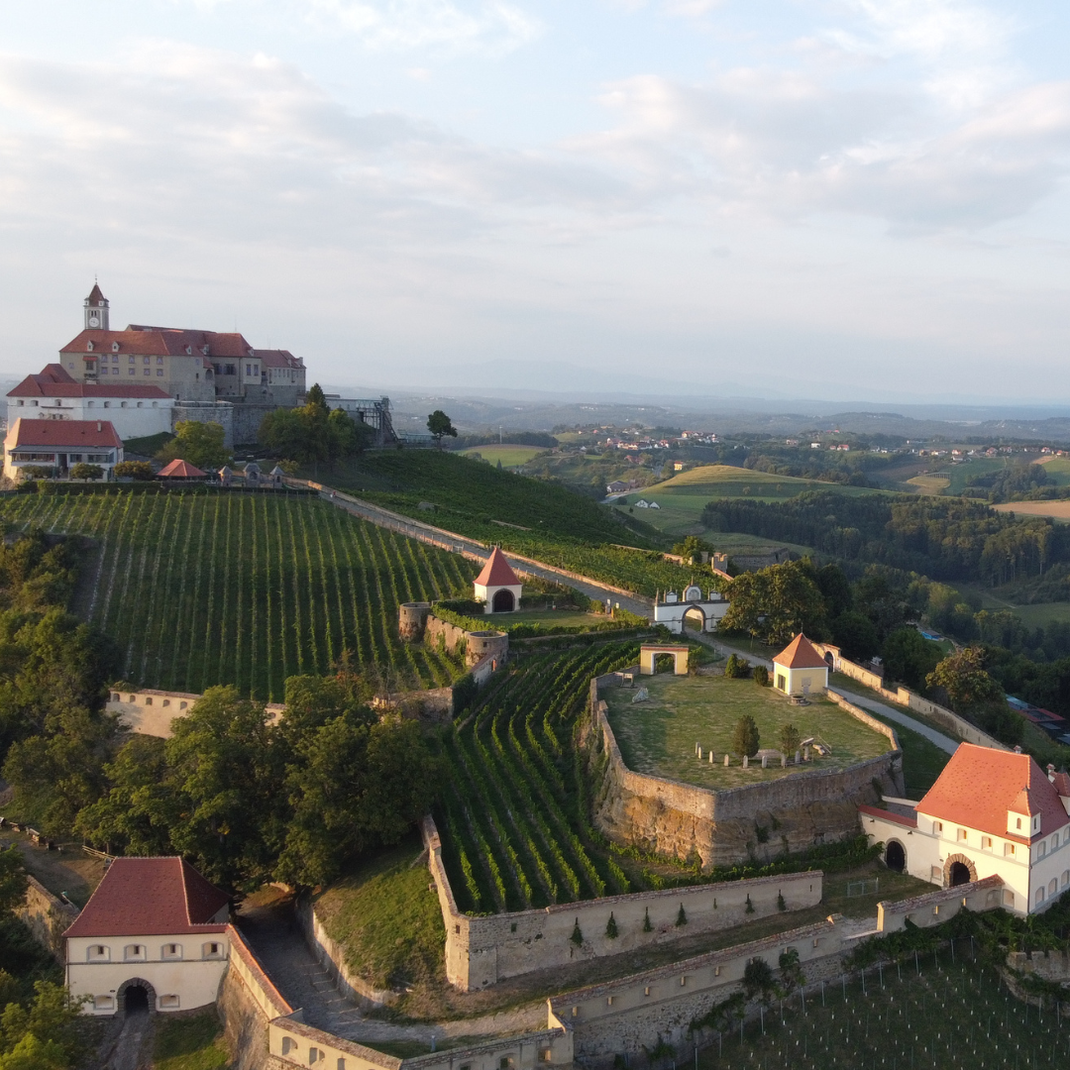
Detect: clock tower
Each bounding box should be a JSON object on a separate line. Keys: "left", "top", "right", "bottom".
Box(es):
{"left": 84, "top": 282, "right": 109, "bottom": 331}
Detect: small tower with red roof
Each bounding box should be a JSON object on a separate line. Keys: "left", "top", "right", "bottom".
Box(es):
{"left": 474, "top": 547, "right": 523, "bottom": 613}
{"left": 771, "top": 633, "right": 829, "bottom": 697}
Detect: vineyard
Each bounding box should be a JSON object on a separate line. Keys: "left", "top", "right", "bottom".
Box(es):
{"left": 0, "top": 489, "right": 475, "bottom": 700}
{"left": 436, "top": 641, "right": 671, "bottom": 913}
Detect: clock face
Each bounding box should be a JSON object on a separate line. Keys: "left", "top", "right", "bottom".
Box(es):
{"left": 89, "top": 313, "right": 100, "bottom": 327}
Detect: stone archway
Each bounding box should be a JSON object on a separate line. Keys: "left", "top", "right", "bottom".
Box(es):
{"left": 117, "top": 977, "right": 157, "bottom": 1016}
{"left": 885, "top": 839, "right": 906, "bottom": 873}
{"left": 492, "top": 589, "right": 515, "bottom": 613}
{"left": 683, "top": 606, "right": 707, "bottom": 632}
{"left": 942, "top": 853, "right": 977, "bottom": 888}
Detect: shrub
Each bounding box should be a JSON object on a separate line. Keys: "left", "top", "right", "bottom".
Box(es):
{"left": 753, "top": 664, "right": 769, "bottom": 687}
{"left": 114, "top": 460, "right": 155, "bottom": 480}
{"left": 724, "top": 653, "right": 750, "bottom": 678}
{"left": 732, "top": 715, "right": 760, "bottom": 758}
{"left": 605, "top": 912, "right": 618, "bottom": 938}
{"left": 643, "top": 907, "right": 652, "bottom": 932}
{"left": 778, "top": 722, "right": 802, "bottom": 756}
{"left": 570, "top": 920, "right": 584, "bottom": 945}
{"left": 676, "top": 904, "right": 687, "bottom": 927}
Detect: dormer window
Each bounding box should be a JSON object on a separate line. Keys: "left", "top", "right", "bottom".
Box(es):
{"left": 185, "top": 345, "right": 192, "bottom": 354}
{"left": 111, "top": 342, "right": 119, "bottom": 352}
{"left": 202, "top": 345, "right": 210, "bottom": 355}
{"left": 87, "top": 340, "right": 94, "bottom": 351}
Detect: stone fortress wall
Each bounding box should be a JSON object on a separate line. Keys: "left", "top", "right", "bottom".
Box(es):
{"left": 590, "top": 673, "right": 904, "bottom": 868}
{"left": 418, "top": 816, "right": 823, "bottom": 993}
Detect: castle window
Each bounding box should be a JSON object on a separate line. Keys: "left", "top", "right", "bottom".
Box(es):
{"left": 87, "top": 945, "right": 109, "bottom": 961}
{"left": 983, "top": 836, "right": 993, "bottom": 849}
{"left": 1040, "top": 842, "right": 1047, "bottom": 858}
{"left": 157, "top": 370, "right": 164, "bottom": 376}
{"left": 129, "top": 355, "right": 135, "bottom": 362}
{"left": 160, "top": 994, "right": 180, "bottom": 1009}
{"left": 128, "top": 369, "right": 135, "bottom": 376}
{"left": 1003, "top": 890, "right": 1015, "bottom": 907}
{"left": 957, "top": 828, "right": 967, "bottom": 842}
{"left": 93, "top": 995, "right": 114, "bottom": 1010}
{"left": 162, "top": 943, "right": 182, "bottom": 960}
{"left": 1049, "top": 878, "right": 1058, "bottom": 896}
{"left": 111, "top": 353, "right": 118, "bottom": 361}
{"left": 1005, "top": 843, "right": 1015, "bottom": 857}
{"left": 1037, "top": 888, "right": 1045, "bottom": 905}
{"left": 1017, "top": 818, "right": 1022, "bottom": 830}
{"left": 1053, "top": 836, "right": 1060, "bottom": 852}
{"left": 124, "top": 944, "right": 145, "bottom": 961}
{"left": 157, "top": 356, "right": 163, "bottom": 364}
{"left": 1063, "top": 870, "right": 1069, "bottom": 887}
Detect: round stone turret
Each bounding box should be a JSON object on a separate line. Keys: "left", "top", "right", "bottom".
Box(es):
{"left": 399, "top": 602, "right": 432, "bottom": 641}
{"left": 465, "top": 630, "right": 508, "bottom": 667}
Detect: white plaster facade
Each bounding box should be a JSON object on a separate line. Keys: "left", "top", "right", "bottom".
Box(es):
{"left": 652, "top": 587, "right": 728, "bottom": 634}
{"left": 67, "top": 931, "right": 230, "bottom": 1015}
{"left": 861, "top": 743, "right": 1070, "bottom": 915}
{"left": 7, "top": 392, "right": 172, "bottom": 440}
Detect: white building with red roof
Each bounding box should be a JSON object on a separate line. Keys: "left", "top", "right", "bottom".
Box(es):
{"left": 7, "top": 364, "right": 173, "bottom": 440}
{"left": 771, "top": 634, "right": 829, "bottom": 697}
{"left": 474, "top": 547, "right": 523, "bottom": 613}
{"left": 3, "top": 418, "right": 123, "bottom": 482}
{"left": 861, "top": 742, "right": 1070, "bottom": 914}
{"left": 65, "top": 857, "right": 230, "bottom": 1016}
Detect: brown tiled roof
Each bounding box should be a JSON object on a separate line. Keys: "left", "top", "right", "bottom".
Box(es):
{"left": 7, "top": 418, "right": 122, "bottom": 449}
{"left": 59, "top": 327, "right": 253, "bottom": 359}
{"left": 8, "top": 365, "right": 170, "bottom": 400}
{"left": 917, "top": 742, "right": 1070, "bottom": 843}
{"left": 475, "top": 546, "right": 521, "bottom": 588}
{"left": 158, "top": 458, "right": 206, "bottom": 478}
{"left": 64, "top": 857, "right": 229, "bottom": 938}
{"left": 86, "top": 283, "right": 107, "bottom": 305}
{"left": 253, "top": 349, "right": 304, "bottom": 369}
{"left": 858, "top": 804, "right": 917, "bottom": 828}
{"left": 772, "top": 633, "right": 828, "bottom": 669}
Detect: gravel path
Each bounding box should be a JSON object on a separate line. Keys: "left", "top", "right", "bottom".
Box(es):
{"left": 96, "top": 1007, "right": 153, "bottom": 1070}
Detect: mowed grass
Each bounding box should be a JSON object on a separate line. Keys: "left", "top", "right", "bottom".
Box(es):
{"left": 496, "top": 608, "right": 609, "bottom": 628}
{"left": 604, "top": 674, "right": 890, "bottom": 790}
{"left": 459, "top": 444, "right": 549, "bottom": 466}
{"left": 154, "top": 1011, "right": 229, "bottom": 1070}
{"left": 0, "top": 490, "right": 475, "bottom": 700}
{"left": 612, "top": 465, "right": 876, "bottom": 538}
{"left": 905, "top": 473, "right": 950, "bottom": 495}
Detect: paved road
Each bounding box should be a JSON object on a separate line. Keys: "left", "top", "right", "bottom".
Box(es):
{"left": 313, "top": 485, "right": 654, "bottom": 618}
{"left": 692, "top": 632, "right": 959, "bottom": 755}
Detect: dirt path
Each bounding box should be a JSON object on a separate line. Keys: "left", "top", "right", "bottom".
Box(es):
{"left": 95, "top": 1008, "right": 154, "bottom": 1070}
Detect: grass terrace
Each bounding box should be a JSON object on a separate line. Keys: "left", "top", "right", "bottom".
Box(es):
{"left": 604, "top": 674, "right": 892, "bottom": 790}
{"left": 459, "top": 444, "right": 550, "bottom": 467}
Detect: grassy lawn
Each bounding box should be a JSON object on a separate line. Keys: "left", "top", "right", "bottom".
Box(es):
{"left": 459, "top": 445, "right": 550, "bottom": 467}
{"left": 905, "top": 473, "right": 950, "bottom": 495}
{"left": 154, "top": 1011, "right": 229, "bottom": 1070}
{"left": 314, "top": 834, "right": 446, "bottom": 999}
{"left": 500, "top": 608, "right": 608, "bottom": 628}
{"left": 857, "top": 711, "right": 951, "bottom": 798}
{"left": 604, "top": 675, "right": 890, "bottom": 790}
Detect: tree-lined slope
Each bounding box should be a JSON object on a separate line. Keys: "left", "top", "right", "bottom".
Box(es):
{"left": 0, "top": 491, "right": 474, "bottom": 700}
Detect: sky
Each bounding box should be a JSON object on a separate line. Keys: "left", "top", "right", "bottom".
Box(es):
{"left": 2, "top": 0, "right": 1070, "bottom": 405}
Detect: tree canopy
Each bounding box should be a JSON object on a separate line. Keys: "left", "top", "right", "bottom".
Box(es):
{"left": 155, "top": 421, "right": 231, "bottom": 470}
{"left": 427, "top": 410, "right": 458, "bottom": 446}
{"left": 721, "top": 560, "right": 828, "bottom": 645}
{"left": 258, "top": 384, "right": 371, "bottom": 469}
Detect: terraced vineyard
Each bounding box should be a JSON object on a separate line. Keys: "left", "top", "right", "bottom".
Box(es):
{"left": 0, "top": 489, "right": 474, "bottom": 700}
{"left": 437, "top": 641, "right": 665, "bottom": 913}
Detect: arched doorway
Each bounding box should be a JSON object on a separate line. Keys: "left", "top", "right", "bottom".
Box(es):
{"left": 118, "top": 978, "right": 156, "bottom": 1016}
{"left": 949, "top": 861, "right": 972, "bottom": 887}
{"left": 492, "top": 589, "right": 515, "bottom": 613}
{"left": 684, "top": 607, "right": 706, "bottom": 633}
{"left": 885, "top": 840, "right": 905, "bottom": 873}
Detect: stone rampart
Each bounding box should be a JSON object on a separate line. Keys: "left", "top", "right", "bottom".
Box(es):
{"left": 425, "top": 613, "right": 508, "bottom": 670}
{"left": 591, "top": 677, "right": 901, "bottom": 868}
{"left": 16, "top": 875, "right": 78, "bottom": 960}
{"left": 875, "top": 875, "right": 1004, "bottom": 933}
{"left": 551, "top": 917, "right": 846, "bottom": 1061}
{"left": 172, "top": 402, "right": 234, "bottom": 448}
{"left": 419, "top": 815, "right": 822, "bottom": 992}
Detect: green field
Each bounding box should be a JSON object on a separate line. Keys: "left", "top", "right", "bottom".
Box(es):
{"left": 0, "top": 489, "right": 473, "bottom": 700}
{"left": 612, "top": 465, "right": 878, "bottom": 538}
{"left": 604, "top": 675, "right": 890, "bottom": 790}
{"left": 459, "top": 444, "right": 549, "bottom": 466}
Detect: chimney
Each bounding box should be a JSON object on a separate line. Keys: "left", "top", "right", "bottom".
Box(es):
{"left": 97, "top": 422, "right": 101, "bottom": 432}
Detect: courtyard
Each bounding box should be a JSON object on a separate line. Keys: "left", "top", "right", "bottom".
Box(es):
{"left": 603, "top": 672, "right": 892, "bottom": 790}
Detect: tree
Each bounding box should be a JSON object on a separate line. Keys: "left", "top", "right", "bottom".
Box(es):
{"left": 882, "top": 627, "right": 943, "bottom": 690}
{"left": 831, "top": 610, "right": 880, "bottom": 662}
{"left": 732, "top": 715, "right": 760, "bottom": 758}
{"left": 427, "top": 410, "right": 458, "bottom": 448}
{"left": 672, "top": 535, "right": 713, "bottom": 565}
{"left": 155, "top": 421, "right": 230, "bottom": 470}
{"left": 0, "top": 982, "right": 86, "bottom": 1068}
{"left": 113, "top": 461, "right": 154, "bottom": 481}
{"left": 67, "top": 464, "right": 102, "bottom": 483}
{"left": 778, "top": 723, "right": 801, "bottom": 756}
{"left": 721, "top": 560, "right": 828, "bottom": 645}
{"left": 926, "top": 647, "right": 1020, "bottom": 743}
{"left": 0, "top": 848, "right": 27, "bottom": 917}
{"left": 724, "top": 654, "right": 750, "bottom": 678}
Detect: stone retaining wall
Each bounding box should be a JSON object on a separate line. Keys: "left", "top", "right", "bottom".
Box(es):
{"left": 591, "top": 676, "right": 902, "bottom": 868}
{"left": 420, "top": 815, "right": 822, "bottom": 993}
{"left": 876, "top": 875, "right": 1004, "bottom": 932}
{"left": 16, "top": 875, "right": 78, "bottom": 961}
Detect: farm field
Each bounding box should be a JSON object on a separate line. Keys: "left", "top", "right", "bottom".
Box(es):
{"left": 436, "top": 641, "right": 682, "bottom": 914}
{"left": 905, "top": 473, "right": 950, "bottom": 495}
{"left": 0, "top": 489, "right": 474, "bottom": 700}
{"left": 604, "top": 675, "right": 891, "bottom": 790}
{"left": 612, "top": 465, "right": 877, "bottom": 539}
{"left": 459, "top": 444, "right": 549, "bottom": 466}
{"left": 992, "top": 500, "right": 1070, "bottom": 521}
{"left": 697, "top": 956, "right": 1061, "bottom": 1070}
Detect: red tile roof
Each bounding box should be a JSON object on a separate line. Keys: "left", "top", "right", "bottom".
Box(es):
{"left": 917, "top": 742, "right": 1070, "bottom": 843}
{"left": 7, "top": 418, "right": 122, "bottom": 449}
{"left": 1053, "top": 772, "right": 1070, "bottom": 798}
{"left": 253, "top": 349, "right": 304, "bottom": 369}
{"left": 858, "top": 804, "right": 917, "bottom": 828}
{"left": 8, "top": 365, "right": 170, "bottom": 400}
{"left": 86, "top": 283, "right": 107, "bottom": 305}
{"left": 59, "top": 327, "right": 253, "bottom": 359}
{"left": 772, "top": 633, "right": 828, "bottom": 669}
{"left": 158, "top": 458, "right": 206, "bottom": 478}
{"left": 474, "top": 546, "right": 521, "bottom": 589}
{"left": 64, "top": 857, "right": 229, "bottom": 938}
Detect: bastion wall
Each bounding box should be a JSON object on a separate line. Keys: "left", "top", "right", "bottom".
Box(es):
{"left": 419, "top": 815, "right": 822, "bottom": 993}
{"left": 590, "top": 674, "right": 904, "bottom": 868}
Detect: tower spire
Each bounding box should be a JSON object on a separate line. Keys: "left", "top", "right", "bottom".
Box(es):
{"left": 84, "top": 282, "right": 109, "bottom": 331}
